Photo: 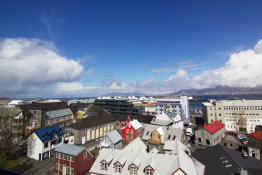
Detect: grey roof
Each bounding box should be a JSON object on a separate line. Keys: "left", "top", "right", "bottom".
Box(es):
{"left": 90, "top": 137, "right": 205, "bottom": 175}
{"left": 106, "top": 130, "right": 122, "bottom": 144}
{"left": 192, "top": 145, "right": 262, "bottom": 175}
{"left": 55, "top": 144, "right": 86, "bottom": 156}
{"left": 46, "top": 108, "right": 73, "bottom": 119}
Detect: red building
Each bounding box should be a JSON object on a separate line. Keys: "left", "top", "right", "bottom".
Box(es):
{"left": 121, "top": 116, "right": 143, "bottom": 143}
{"left": 54, "top": 144, "right": 94, "bottom": 175}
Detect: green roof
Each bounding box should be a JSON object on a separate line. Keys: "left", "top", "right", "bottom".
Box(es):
{"left": 0, "top": 107, "right": 22, "bottom": 118}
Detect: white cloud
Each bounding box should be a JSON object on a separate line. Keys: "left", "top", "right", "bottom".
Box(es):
{"left": 0, "top": 38, "right": 84, "bottom": 97}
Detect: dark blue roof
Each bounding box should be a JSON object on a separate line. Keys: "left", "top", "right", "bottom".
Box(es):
{"left": 34, "top": 125, "right": 64, "bottom": 142}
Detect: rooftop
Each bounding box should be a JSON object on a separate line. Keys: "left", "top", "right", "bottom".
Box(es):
{"left": 0, "top": 107, "right": 22, "bottom": 118}
{"left": 55, "top": 144, "right": 86, "bottom": 156}
{"left": 201, "top": 121, "right": 224, "bottom": 134}
{"left": 34, "top": 125, "right": 64, "bottom": 142}
{"left": 46, "top": 108, "right": 73, "bottom": 119}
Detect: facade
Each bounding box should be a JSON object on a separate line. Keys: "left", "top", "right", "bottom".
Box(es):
{"left": 192, "top": 145, "right": 262, "bottom": 175}
{"left": 203, "top": 100, "right": 262, "bottom": 133}
{"left": 27, "top": 125, "right": 64, "bottom": 160}
{"left": 0, "top": 107, "right": 24, "bottom": 143}
{"left": 89, "top": 137, "right": 205, "bottom": 175}
{"left": 69, "top": 109, "right": 115, "bottom": 145}
{"left": 142, "top": 124, "right": 184, "bottom": 144}
{"left": 45, "top": 108, "right": 74, "bottom": 128}
{"left": 54, "top": 144, "right": 94, "bottom": 175}
{"left": 19, "top": 102, "right": 69, "bottom": 134}
{"left": 247, "top": 130, "right": 262, "bottom": 160}
{"left": 195, "top": 121, "right": 225, "bottom": 146}
{"left": 94, "top": 99, "right": 139, "bottom": 116}
{"left": 156, "top": 96, "right": 189, "bottom": 122}
{"left": 220, "top": 134, "right": 241, "bottom": 150}
{"left": 121, "top": 116, "right": 143, "bottom": 143}
{"left": 100, "top": 130, "right": 122, "bottom": 149}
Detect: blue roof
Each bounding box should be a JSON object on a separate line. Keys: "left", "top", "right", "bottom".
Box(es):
{"left": 34, "top": 125, "right": 64, "bottom": 142}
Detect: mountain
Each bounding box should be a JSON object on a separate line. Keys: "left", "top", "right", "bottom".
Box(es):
{"left": 174, "top": 85, "right": 262, "bottom": 96}
{"left": 101, "top": 92, "right": 147, "bottom": 97}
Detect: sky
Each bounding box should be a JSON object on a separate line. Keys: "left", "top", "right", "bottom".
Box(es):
{"left": 0, "top": 0, "right": 262, "bottom": 98}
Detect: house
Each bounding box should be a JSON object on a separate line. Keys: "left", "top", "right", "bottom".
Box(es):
{"left": 142, "top": 123, "right": 184, "bottom": 145}
{"left": 54, "top": 144, "right": 94, "bottom": 175}
{"left": 45, "top": 108, "right": 74, "bottom": 128}
{"left": 100, "top": 130, "right": 122, "bottom": 149}
{"left": 89, "top": 137, "right": 205, "bottom": 175}
{"left": 121, "top": 116, "right": 143, "bottom": 143}
{"left": 151, "top": 113, "right": 184, "bottom": 130}
{"left": 192, "top": 145, "right": 262, "bottom": 175}
{"left": 0, "top": 106, "right": 24, "bottom": 143}
{"left": 27, "top": 125, "right": 64, "bottom": 160}
{"left": 69, "top": 106, "right": 115, "bottom": 145}
{"left": 19, "top": 102, "right": 69, "bottom": 134}
{"left": 247, "top": 130, "right": 262, "bottom": 160}
{"left": 195, "top": 121, "right": 225, "bottom": 146}
{"left": 220, "top": 132, "right": 241, "bottom": 150}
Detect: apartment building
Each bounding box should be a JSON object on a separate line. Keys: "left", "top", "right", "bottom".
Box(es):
{"left": 203, "top": 100, "right": 262, "bottom": 133}
{"left": 156, "top": 96, "right": 189, "bottom": 122}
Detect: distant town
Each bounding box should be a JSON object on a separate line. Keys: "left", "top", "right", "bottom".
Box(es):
{"left": 0, "top": 95, "right": 262, "bottom": 175}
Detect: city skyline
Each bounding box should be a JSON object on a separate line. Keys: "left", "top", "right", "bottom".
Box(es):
{"left": 1, "top": 0, "right": 262, "bottom": 97}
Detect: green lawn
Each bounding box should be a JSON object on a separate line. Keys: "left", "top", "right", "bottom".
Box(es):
{"left": 0, "top": 155, "right": 21, "bottom": 170}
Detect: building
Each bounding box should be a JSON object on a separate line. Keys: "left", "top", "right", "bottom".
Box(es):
{"left": 202, "top": 100, "right": 262, "bottom": 133}
{"left": 0, "top": 106, "right": 24, "bottom": 143}
{"left": 69, "top": 106, "right": 115, "bottom": 145}
{"left": 27, "top": 125, "right": 64, "bottom": 160}
{"left": 220, "top": 133, "right": 241, "bottom": 150}
{"left": 142, "top": 124, "right": 185, "bottom": 145}
{"left": 94, "top": 99, "right": 139, "bottom": 116}
{"left": 156, "top": 96, "right": 190, "bottom": 122}
{"left": 192, "top": 144, "right": 262, "bottom": 175}
{"left": 195, "top": 121, "right": 225, "bottom": 146}
{"left": 247, "top": 130, "right": 262, "bottom": 161}
{"left": 54, "top": 144, "right": 94, "bottom": 175}
{"left": 135, "top": 103, "right": 156, "bottom": 115}
{"left": 100, "top": 130, "right": 122, "bottom": 149}
{"left": 19, "top": 102, "right": 69, "bottom": 134}
{"left": 45, "top": 108, "right": 74, "bottom": 128}
{"left": 121, "top": 116, "right": 143, "bottom": 143}
{"left": 89, "top": 137, "right": 205, "bottom": 175}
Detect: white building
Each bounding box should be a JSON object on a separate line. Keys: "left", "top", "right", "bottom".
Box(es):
{"left": 156, "top": 96, "right": 190, "bottom": 122}
{"left": 27, "top": 125, "right": 64, "bottom": 160}
{"left": 100, "top": 130, "right": 122, "bottom": 150}
{"left": 203, "top": 100, "right": 262, "bottom": 133}
{"left": 89, "top": 137, "right": 205, "bottom": 175}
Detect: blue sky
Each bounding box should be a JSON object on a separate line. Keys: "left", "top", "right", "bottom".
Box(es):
{"left": 0, "top": 0, "right": 262, "bottom": 97}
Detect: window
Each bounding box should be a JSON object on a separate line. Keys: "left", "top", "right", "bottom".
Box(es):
{"left": 144, "top": 167, "right": 154, "bottom": 175}
{"left": 168, "top": 135, "right": 171, "bottom": 140}
{"left": 130, "top": 167, "right": 138, "bottom": 175}
{"left": 66, "top": 166, "right": 70, "bottom": 174}
{"left": 70, "top": 156, "right": 74, "bottom": 162}
{"left": 172, "top": 136, "right": 176, "bottom": 140}
{"left": 71, "top": 168, "right": 74, "bottom": 175}
{"left": 83, "top": 151, "right": 87, "bottom": 160}
{"left": 114, "top": 162, "right": 122, "bottom": 173}
{"left": 146, "top": 131, "right": 150, "bottom": 135}
{"left": 101, "top": 161, "right": 108, "bottom": 170}
{"left": 56, "top": 163, "right": 58, "bottom": 170}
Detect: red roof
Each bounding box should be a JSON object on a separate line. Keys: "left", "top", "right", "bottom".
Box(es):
{"left": 250, "top": 131, "right": 262, "bottom": 140}
{"left": 201, "top": 121, "right": 224, "bottom": 134}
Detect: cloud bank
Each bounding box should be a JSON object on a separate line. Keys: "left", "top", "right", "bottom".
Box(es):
{"left": 1, "top": 38, "right": 262, "bottom": 97}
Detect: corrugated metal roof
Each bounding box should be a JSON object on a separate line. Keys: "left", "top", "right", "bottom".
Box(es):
{"left": 34, "top": 125, "right": 64, "bottom": 142}
{"left": 107, "top": 130, "right": 122, "bottom": 144}
{"left": 46, "top": 108, "right": 72, "bottom": 119}
{"left": 55, "top": 144, "right": 86, "bottom": 156}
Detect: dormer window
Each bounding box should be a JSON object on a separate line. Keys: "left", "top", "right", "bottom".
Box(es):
{"left": 144, "top": 166, "right": 154, "bottom": 175}
{"left": 100, "top": 160, "right": 108, "bottom": 170}
{"left": 129, "top": 164, "right": 138, "bottom": 175}
{"left": 114, "top": 161, "right": 122, "bottom": 173}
